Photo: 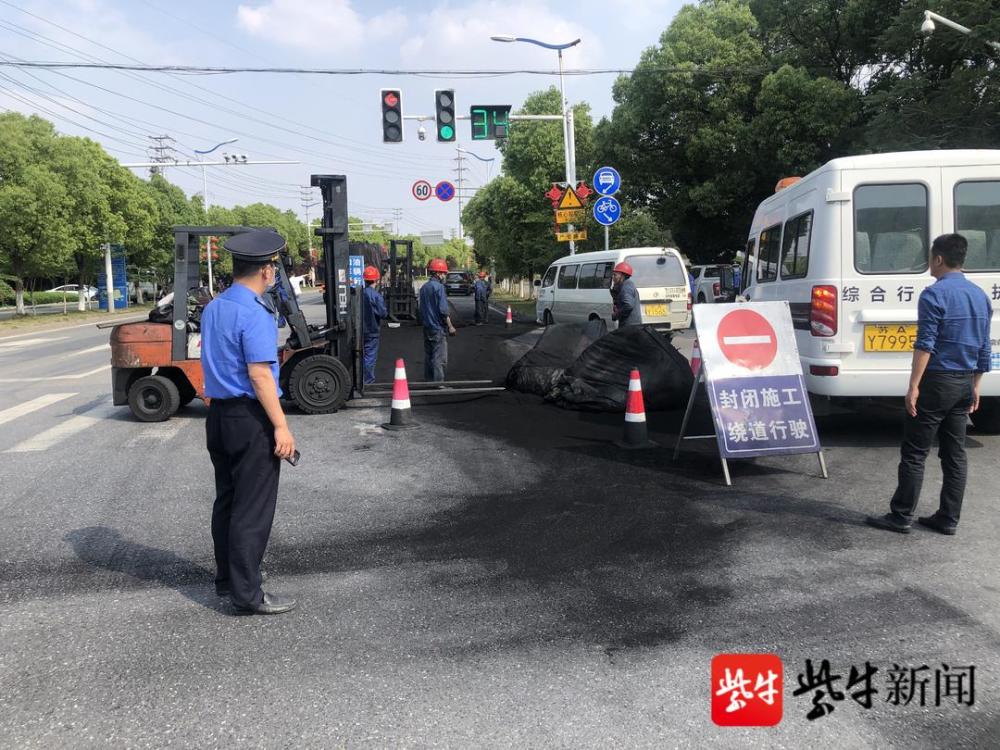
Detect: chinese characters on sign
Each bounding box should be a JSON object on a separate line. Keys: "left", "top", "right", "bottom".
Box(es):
{"left": 711, "top": 375, "right": 818, "bottom": 455}
{"left": 712, "top": 654, "right": 784, "bottom": 727}
{"left": 348, "top": 255, "right": 364, "bottom": 287}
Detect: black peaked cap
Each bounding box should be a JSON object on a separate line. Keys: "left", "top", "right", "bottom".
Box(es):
{"left": 224, "top": 229, "right": 286, "bottom": 262}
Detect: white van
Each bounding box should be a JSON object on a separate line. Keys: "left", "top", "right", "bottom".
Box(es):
{"left": 741, "top": 150, "right": 1000, "bottom": 431}
{"left": 535, "top": 247, "right": 692, "bottom": 330}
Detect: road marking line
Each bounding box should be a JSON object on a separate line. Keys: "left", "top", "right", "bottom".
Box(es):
{"left": 0, "top": 336, "right": 69, "bottom": 350}
{"left": 0, "top": 365, "right": 110, "bottom": 383}
{"left": 722, "top": 335, "right": 772, "bottom": 345}
{"left": 0, "top": 393, "right": 77, "bottom": 427}
{"left": 5, "top": 401, "right": 118, "bottom": 453}
{"left": 75, "top": 343, "right": 111, "bottom": 355}
{"left": 123, "top": 418, "right": 188, "bottom": 448}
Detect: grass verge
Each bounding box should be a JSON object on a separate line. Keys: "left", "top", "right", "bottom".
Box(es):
{"left": 490, "top": 293, "right": 537, "bottom": 322}
{"left": 0, "top": 305, "right": 153, "bottom": 335}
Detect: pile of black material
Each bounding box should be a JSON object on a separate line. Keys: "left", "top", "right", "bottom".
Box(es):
{"left": 505, "top": 320, "right": 607, "bottom": 396}
{"left": 508, "top": 324, "right": 695, "bottom": 412}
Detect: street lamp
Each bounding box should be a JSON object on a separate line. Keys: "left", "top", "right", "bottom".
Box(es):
{"left": 920, "top": 10, "right": 1000, "bottom": 53}
{"left": 194, "top": 138, "right": 238, "bottom": 294}
{"left": 491, "top": 34, "right": 582, "bottom": 252}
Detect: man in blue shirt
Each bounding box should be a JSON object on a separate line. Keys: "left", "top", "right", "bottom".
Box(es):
{"left": 868, "top": 234, "right": 992, "bottom": 536}
{"left": 611, "top": 261, "right": 642, "bottom": 326}
{"left": 473, "top": 271, "right": 490, "bottom": 325}
{"left": 419, "top": 258, "right": 456, "bottom": 381}
{"left": 201, "top": 229, "right": 297, "bottom": 615}
{"left": 362, "top": 265, "right": 388, "bottom": 384}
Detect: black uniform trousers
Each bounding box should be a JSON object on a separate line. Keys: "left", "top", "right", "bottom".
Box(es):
{"left": 206, "top": 397, "right": 280, "bottom": 608}
{"left": 889, "top": 371, "right": 974, "bottom": 526}
{"left": 474, "top": 297, "right": 488, "bottom": 324}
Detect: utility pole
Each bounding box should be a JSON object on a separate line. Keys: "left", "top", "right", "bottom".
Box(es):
{"left": 147, "top": 134, "right": 176, "bottom": 175}
{"left": 301, "top": 187, "right": 319, "bottom": 286}
{"left": 453, "top": 146, "right": 467, "bottom": 239}
{"left": 392, "top": 208, "right": 402, "bottom": 236}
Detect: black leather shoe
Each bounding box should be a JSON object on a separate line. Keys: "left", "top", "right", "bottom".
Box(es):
{"left": 917, "top": 515, "right": 957, "bottom": 535}
{"left": 233, "top": 592, "right": 297, "bottom": 616}
{"left": 866, "top": 513, "right": 912, "bottom": 534}
{"left": 215, "top": 586, "right": 230, "bottom": 597}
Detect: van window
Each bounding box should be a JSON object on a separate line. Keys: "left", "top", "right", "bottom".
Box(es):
{"left": 955, "top": 181, "right": 1000, "bottom": 272}
{"left": 742, "top": 238, "right": 755, "bottom": 292}
{"left": 781, "top": 211, "right": 813, "bottom": 279}
{"left": 702, "top": 266, "right": 721, "bottom": 278}
{"left": 557, "top": 264, "right": 580, "bottom": 289}
{"left": 577, "top": 261, "right": 613, "bottom": 290}
{"left": 625, "top": 254, "right": 687, "bottom": 287}
{"left": 541, "top": 266, "right": 557, "bottom": 288}
{"left": 757, "top": 225, "right": 781, "bottom": 282}
{"left": 854, "top": 184, "right": 929, "bottom": 274}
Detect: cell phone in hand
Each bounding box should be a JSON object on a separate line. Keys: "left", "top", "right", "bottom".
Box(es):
{"left": 285, "top": 449, "right": 300, "bottom": 466}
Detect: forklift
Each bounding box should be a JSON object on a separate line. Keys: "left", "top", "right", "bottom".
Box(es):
{"left": 383, "top": 239, "right": 417, "bottom": 321}
{"left": 109, "top": 174, "right": 363, "bottom": 421}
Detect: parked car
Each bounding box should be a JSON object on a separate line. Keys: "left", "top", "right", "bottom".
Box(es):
{"left": 47, "top": 284, "right": 98, "bottom": 300}
{"left": 445, "top": 271, "right": 473, "bottom": 296}
{"left": 130, "top": 281, "right": 157, "bottom": 302}
{"left": 690, "top": 264, "right": 727, "bottom": 303}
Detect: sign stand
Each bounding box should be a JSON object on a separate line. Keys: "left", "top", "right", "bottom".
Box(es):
{"left": 673, "top": 303, "right": 829, "bottom": 487}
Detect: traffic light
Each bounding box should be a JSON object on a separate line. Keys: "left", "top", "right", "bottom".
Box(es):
{"left": 435, "top": 89, "right": 456, "bottom": 142}
{"left": 380, "top": 89, "right": 403, "bottom": 143}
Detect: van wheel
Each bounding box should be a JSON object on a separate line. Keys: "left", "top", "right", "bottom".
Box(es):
{"left": 128, "top": 375, "right": 180, "bottom": 422}
{"left": 697, "top": 293, "right": 706, "bottom": 304}
{"left": 971, "top": 397, "right": 1000, "bottom": 434}
{"left": 543, "top": 310, "right": 554, "bottom": 327}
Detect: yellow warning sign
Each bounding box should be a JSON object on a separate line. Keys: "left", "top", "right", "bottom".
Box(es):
{"left": 556, "top": 229, "right": 587, "bottom": 242}
{"left": 557, "top": 186, "right": 583, "bottom": 210}
{"left": 555, "top": 209, "right": 585, "bottom": 224}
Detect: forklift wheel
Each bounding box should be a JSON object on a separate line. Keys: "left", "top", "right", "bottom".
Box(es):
{"left": 128, "top": 375, "right": 180, "bottom": 422}
{"left": 288, "top": 354, "right": 350, "bottom": 414}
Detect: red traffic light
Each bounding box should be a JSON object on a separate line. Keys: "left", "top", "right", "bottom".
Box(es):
{"left": 383, "top": 92, "right": 399, "bottom": 108}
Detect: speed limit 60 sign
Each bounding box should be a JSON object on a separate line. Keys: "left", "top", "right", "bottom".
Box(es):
{"left": 412, "top": 180, "right": 432, "bottom": 201}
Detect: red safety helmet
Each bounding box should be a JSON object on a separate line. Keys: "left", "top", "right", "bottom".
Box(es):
{"left": 477, "top": 271, "right": 487, "bottom": 278}
{"left": 428, "top": 258, "right": 448, "bottom": 273}
{"left": 363, "top": 265, "right": 380, "bottom": 282}
{"left": 613, "top": 261, "right": 633, "bottom": 277}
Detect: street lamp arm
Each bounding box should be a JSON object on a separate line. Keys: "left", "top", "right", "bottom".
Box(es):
{"left": 513, "top": 36, "right": 581, "bottom": 51}
{"left": 922, "top": 10, "right": 1000, "bottom": 52}
{"left": 194, "top": 137, "right": 239, "bottom": 155}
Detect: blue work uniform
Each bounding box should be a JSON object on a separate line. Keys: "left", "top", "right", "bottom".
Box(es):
{"left": 201, "top": 281, "right": 281, "bottom": 610}
{"left": 362, "top": 284, "right": 388, "bottom": 384}
{"left": 615, "top": 277, "right": 643, "bottom": 327}
{"left": 419, "top": 276, "right": 449, "bottom": 381}
{"left": 732, "top": 266, "right": 742, "bottom": 292}
{"left": 888, "top": 270, "right": 992, "bottom": 528}
{"left": 473, "top": 278, "right": 490, "bottom": 324}
{"left": 688, "top": 271, "right": 696, "bottom": 297}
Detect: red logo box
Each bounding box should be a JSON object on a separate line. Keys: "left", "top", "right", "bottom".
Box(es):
{"left": 711, "top": 654, "right": 784, "bottom": 726}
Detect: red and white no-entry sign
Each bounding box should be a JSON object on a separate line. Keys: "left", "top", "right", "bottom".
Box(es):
{"left": 716, "top": 309, "right": 777, "bottom": 370}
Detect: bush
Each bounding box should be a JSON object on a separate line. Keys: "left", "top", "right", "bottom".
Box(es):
{"left": 0, "top": 289, "right": 84, "bottom": 306}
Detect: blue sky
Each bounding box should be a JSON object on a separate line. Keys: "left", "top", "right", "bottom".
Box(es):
{"left": 0, "top": 0, "right": 684, "bottom": 236}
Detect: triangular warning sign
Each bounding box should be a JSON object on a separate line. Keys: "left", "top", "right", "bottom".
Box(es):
{"left": 557, "top": 185, "right": 583, "bottom": 210}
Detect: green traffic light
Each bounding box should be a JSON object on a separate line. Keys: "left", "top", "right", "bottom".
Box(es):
{"left": 440, "top": 124, "right": 454, "bottom": 141}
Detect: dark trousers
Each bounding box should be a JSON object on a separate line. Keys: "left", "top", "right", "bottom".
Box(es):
{"left": 423, "top": 328, "right": 447, "bottom": 382}
{"left": 474, "top": 297, "right": 488, "bottom": 324}
{"left": 206, "top": 398, "right": 280, "bottom": 608}
{"left": 889, "top": 371, "right": 974, "bottom": 526}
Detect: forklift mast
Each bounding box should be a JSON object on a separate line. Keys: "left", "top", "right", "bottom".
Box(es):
{"left": 385, "top": 238, "right": 417, "bottom": 321}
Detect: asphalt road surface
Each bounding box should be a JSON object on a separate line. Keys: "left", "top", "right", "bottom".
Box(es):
{"left": 1, "top": 291, "right": 998, "bottom": 748}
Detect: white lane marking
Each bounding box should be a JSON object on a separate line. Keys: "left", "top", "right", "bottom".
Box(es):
{"left": 0, "top": 393, "right": 77, "bottom": 427}
{"left": 123, "top": 418, "right": 188, "bottom": 448}
{"left": 722, "top": 335, "right": 772, "bottom": 346}
{"left": 0, "top": 314, "right": 147, "bottom": 341}
{"left": 5, "top": 401, "right": 119, "bottom": 453}
{"left": 0, "top": 336, "right": 69, "bottom": 350}
{"left": 76, "top": 343, "right": 110, "bottom": 355}
{"left": 0, "top": 365, "right": 110, "bottom": 383}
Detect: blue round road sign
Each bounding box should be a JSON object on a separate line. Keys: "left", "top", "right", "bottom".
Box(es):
{"left": 593, "top": 166, "right": 621, "bottom": 196}
{"left": 593, "top": 196, "right": 621, "bottom": 226}
{"left": 435, "top": 180, "right": 456, "bottom": 202}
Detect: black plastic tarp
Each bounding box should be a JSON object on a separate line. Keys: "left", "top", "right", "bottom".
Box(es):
{"left": 505, "top": 320, "right": 607, "bottom": 396}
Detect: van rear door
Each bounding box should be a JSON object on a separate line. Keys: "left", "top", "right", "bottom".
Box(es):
{"left": 625, "top": 252, "right": 690, "bottom": 329}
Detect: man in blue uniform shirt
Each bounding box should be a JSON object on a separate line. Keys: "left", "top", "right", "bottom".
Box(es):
{"left": 868, "top": 234, "right": 992, "bottom": 536}
{"left": 419, "top": 258, "right": 456, "bottom": 381}
{"left": 362, "top": 265, "right": 388, "bottom": 384}
{"left": 473, "top": 271, "right": 490, "bottom": 325}
{"left": 201, "top": 229, "right": 297, "bottom": 615}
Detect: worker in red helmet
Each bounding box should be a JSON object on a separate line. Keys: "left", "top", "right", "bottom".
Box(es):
{"left": 361, "top": 265, "right": 387, "bottom": 385}
{"left": 611, "top": 261, "right": 642, "bottom": 327}
{"left": 418, "top": 258, "right": 456, "bottom": 381}
{"left": 473, "top": 270, "right": 491, "bottom": 325}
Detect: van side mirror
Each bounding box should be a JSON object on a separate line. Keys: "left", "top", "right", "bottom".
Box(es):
{"left": 533, "top": 279, "right": 541, "bottom": 287}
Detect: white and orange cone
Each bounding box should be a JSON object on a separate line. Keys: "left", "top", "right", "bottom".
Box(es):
{"left": 382, "top": 358, "right": 418, "bottom": 430}
{"left": 505, "top": 306, "right": 513, "bottom": 327}
{"left": 615, "top": 368, "right": 658, "bottom": 449}
{"left": 691, "top": 338, "right": 702, "bottom": 377}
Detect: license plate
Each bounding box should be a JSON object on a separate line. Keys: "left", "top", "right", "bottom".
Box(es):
{"left": 643, "top": 303, "right": 668, "bottom": 317}
{"left": 864, "top": 324, "right": 917, "bottom": 352}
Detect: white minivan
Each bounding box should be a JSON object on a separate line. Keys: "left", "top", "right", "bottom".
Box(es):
{"left": 741, "top": 149, "right": 1000, "bottom": 431}
{"left": 535, "top": 247, "right": 692, "bottom": 330}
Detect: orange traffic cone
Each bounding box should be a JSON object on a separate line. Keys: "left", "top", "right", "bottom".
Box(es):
{"left": 505, "top": 306, "right": 513, "bottom": 327}
{"left": 382, "top": 358, "right": 418, "bottom": 430}
{"left": 615, "top": 368, "right": 658, "bottom": 449}
{"left": 691, "top": 338, "right": 702, "bottom": 376}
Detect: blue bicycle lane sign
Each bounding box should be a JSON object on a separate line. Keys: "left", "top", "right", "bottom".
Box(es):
{"left": 593, "top": 195, "right": 621, "bottom": 226}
